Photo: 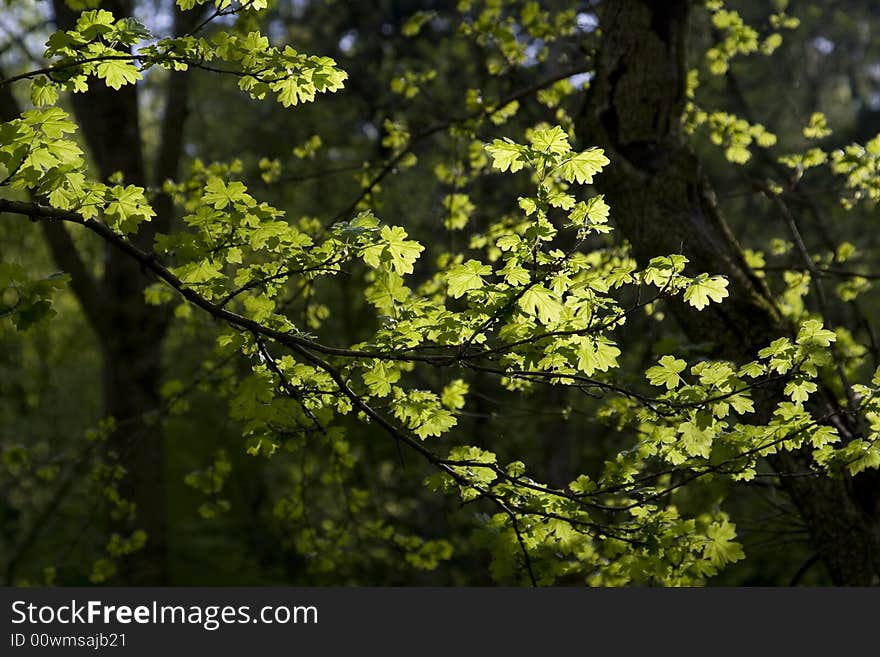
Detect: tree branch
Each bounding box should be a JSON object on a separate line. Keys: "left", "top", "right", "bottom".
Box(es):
{"left": 0, "top": 65, "right": 107, "bottom": 336}
{"left": 332, "top": 65, "right": 591, "bottom": 222}
{"left": 38, "top": 221, "right": 108, "bottom": 337}
{"left": 0, "top": 198, "right": 446, "bottom": 363}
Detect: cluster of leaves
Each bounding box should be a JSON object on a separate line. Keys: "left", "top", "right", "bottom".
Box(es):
{"left": 456, "top": 0, "right": 580, "bottom": 74}
{"left": 2, "top": 83, "right": 751, "bottom": 582}
{"left": 686, "top": 2, "right": 799, "bottom": 163}
{"left": 4, "top": 0, "right": 880, "bottom": 587}
{"left": 0, "top": 105, "right": 152, "bottom": 233}
{"left": 28, "top": 4, "right": 346, "bottom": 108}
{"left": 0, "top": 263, "right": 70, "bottom": 330}
{"left": 703, "top": 0, "right": 798, "bottom": 75}
{"left": 184, "top": 449, "right": 232, "bottom": 518}
{"left": 684, "top": 73, "right": 777, "bottom": 165}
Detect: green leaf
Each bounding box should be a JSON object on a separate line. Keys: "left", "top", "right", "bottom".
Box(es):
{"left": 642, "top": 254, "right": 689, "bottom": 287}
{"left": 96, "top": 59, "right": 142, "bottom": 90}
{"left": 402, "top": 10, "right": 437, "bottom": 36}
{"left": 362, "top": 225, "right": 424, "bottom": 275}
{"left": 45, "top": 139, "right": 83, "bottom": 165}
{"left": 75, "top": 9, "right": 116, "bottom": 40}
{"left": 547, "top": 190, "right": 575, "bottom": 209}
{"left": 501, "top": 263, "right": 530, "bottom": 286}
{"left": 693, "top": 361, "right": 735, "bottom": 387}
{"left": 529, "top": 125, "right": 570, "bottom": 154}
{"left": 558, "top": 148, "right": 610, "bottom": 184}
{"left": 809, "top": 425, "right": 839, "bottom": 449}
{"left": 443, "top": 193, "right": 475, "bottom": 230}
{"left": 519, "top": 285, "right": 562, "bottom": 324}
{"left": 795, "top": 319, "right": 836, "bottom": 348}
{"left": 569, "top": 195, "right": 610, "bottom": 227}
{"left": 178, "top": 260, "right": 225, "bottom": 285}
{"left": 703, "top": 520, "right": 745, "bottom": 567}
{"left": 684, "top": 275, "right": 729, "bottom": 310}
{"left": 518, "top": 197, "right": 537, "bottom": 216}
{"left": 366, "top": 272, "right": 410, "bottom": 315}
{"left": 568, "top": 474, "right": 596, "bottom": 495}
{"left": 243, "top": 295, "right": 275, "bottom": 322}
{"left": 784, "top": 379, "right": 817, "bottom": 404}
{"left": 441, "top": 379, "right": 469, "bottom": 410}
{"left": 679, "top": 421, "right": 713, "bottom": 458}
{"left": 727, "top": 393, "right": 754, "bottom": 415}
{"left": 104, "top": 185, "right": 155, "bottom": 233}
{"left": 363, "top": 361, "right": 400, "bottom": 397}
{"left": 738, "top": 361, "right": 765, "bottom": 378}
{"left": 496, "top": 234, "right": 521, "bottom": 251}
{"left": 203, "top": 177, "right": 250, "bottom": 209}
{"left": 487, "top": 139, "right": 526, "bottom": 173}
{"left": 446, "top": 259, "right": 492, "bottom": 298}
{"left": 30, "top": 78, "right": 59, "bottom": 107}
{"left": 24, "top": 107, "right": 76, "bottom": 138}
{"left": 576, "top": 336, "right": 621, "bottom": 375}
{"left": 392, "top": 390, "right": 457, "bottom": 439}
{"left": 646, "top": 355, "right": 687, "bottom": 390}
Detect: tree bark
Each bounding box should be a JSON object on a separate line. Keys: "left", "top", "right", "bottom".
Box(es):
{"left": 580, "top": 0, "right": 880, "bottom": 584}
{"left": 44, "top": 0, "right": 191, "bottom": 584}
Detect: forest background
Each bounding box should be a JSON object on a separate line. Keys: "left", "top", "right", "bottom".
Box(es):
{"left": 2, "top": 0, "right": 880, "bottom": 586}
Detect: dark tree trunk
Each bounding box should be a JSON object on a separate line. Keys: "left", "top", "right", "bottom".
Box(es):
{"left": 100, "top": 327, "right": 168, "bottom": 584}
{"left": 42, "top": 0, "right": 199, "bottom": 584}
{"left": 0, "top": 53, "right": 170, "bottom": 584}
{"left": 579, "top": 0, "right": 880, "bottom": 584}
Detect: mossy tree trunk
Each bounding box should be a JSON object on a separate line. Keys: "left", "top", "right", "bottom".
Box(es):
{"left": 579, "top": 0, "right": 880, "bottom": 584}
